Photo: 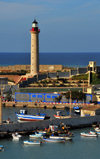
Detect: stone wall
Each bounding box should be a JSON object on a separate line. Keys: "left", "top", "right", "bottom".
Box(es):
{"left": 0, "top": 65, "right": 63, "bottom": 72}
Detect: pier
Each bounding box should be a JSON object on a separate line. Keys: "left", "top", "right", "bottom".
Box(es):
{"left": 0, "top": 115, "right": 100, "bottom": 137}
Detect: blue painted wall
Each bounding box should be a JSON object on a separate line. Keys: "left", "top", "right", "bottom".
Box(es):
{"left": 15, "top": 92, "right": 93, "bottom": 104}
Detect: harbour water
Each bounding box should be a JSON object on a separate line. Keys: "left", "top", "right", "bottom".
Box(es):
{"left": 0, "top": 126, "right": 100, "bottom": 159}
{"left": 1, "top": 107, "right": 100, "bottom": 158}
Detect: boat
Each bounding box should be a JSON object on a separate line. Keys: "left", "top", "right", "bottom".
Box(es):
{"left": 50, "top": 135, "right": 72, "bottom": 141}
{"left": 42, "top": 138, "right": 65, "bottom": 143}
{"left": 23, "top": 140, "right": 41, "bottom": 145}
{"left": 54, "top": 111, "right": 70, "bottom": 119}
{"left": 12, "top": 132, "right": 22, "bottom": 141}
{"left": 73, "top": 106, "right": 81, "bottom": 114}
{"left": 0, "top": 145, "right": 4, "bottom": 151}
{"left": 80, "top": 132, "right": 97, "bottom": 137}
{"left": 29, "top": 132, "right": 43, "bottom": 138}
{"left": 16, "top": 110, "right": 50, "bottom": 122}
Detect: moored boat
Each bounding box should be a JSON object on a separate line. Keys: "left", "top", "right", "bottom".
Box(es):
{"left": 50, "top": 135, "right": 72, "bottom": 141}
{"left": 54, "top": 111, "right": 70, "bottom": 119}
{"left": 23, "top": 140, "right": 41, "bottom": 145}
{"left": 16, "top": 110, "right": 50, "bottom": 122}
{"left": 80, "top": 132, "right": 97, "bottom": 137}
{"left": 29, "top": 132, "right": 43, "bottom": 138}
{"left": 43, "top": 138, "right": 65, "bottom": 143}
{"left": 73, "top": 106, "right": 81, "bottom": 114}
{"left": 12, "top": 132, "right": 22, "bottom": 141}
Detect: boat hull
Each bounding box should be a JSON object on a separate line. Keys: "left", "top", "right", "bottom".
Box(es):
{"left": 24, "top": 141, "right": 41, "bottom": 145}
{"left": 43, "top": 138, "right": 65, "bottom": 143}
{"left": 16, "top": 114, "right": 45, "bottom": 122}
{"left": 50, "top": 136, "right": 71, "bottom": 141}
{"left": 80, "top": 132, "right": 97, "bottom": 137}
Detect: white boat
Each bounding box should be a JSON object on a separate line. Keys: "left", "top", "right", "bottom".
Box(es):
{"left": 16, "top": 110, "right": 50, "bottom": 122}
{"left": 12, "top": 133, "right": 22, "bottom": 141}
{"left": 50, "top": 135, "right": 72, "bottom": 141}
{"left": 80, "top": 132, "right": 97, "bottom": 137}
{"left": 43, "top": 138, "right": 65, "bottom": 143}
{"left": 23, "top": 140, "right": 41, "bottom": 145}
{"left": 29, "top": 132, "right": 43, "bottom": 138}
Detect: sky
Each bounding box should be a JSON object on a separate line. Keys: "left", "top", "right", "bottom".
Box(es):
{"left": 0, "top": 0, "right": 100, "bottom": 53}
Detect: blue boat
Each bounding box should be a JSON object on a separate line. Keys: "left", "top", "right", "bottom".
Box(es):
{"left": 73, "top": 106, "right": 81, "bottom": 114}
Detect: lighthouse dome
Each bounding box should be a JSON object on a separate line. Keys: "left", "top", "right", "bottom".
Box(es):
{"left": 32, "top": 19, "right": 38, "bottom": 28}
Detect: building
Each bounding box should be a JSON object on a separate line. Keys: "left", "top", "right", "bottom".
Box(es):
{"left": 81, "top": 106, "right": 100, "bottom": 117}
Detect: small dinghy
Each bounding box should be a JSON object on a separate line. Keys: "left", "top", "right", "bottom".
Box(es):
{"left": 0, "top": 145, "right": 4, "bottom": 151}
{"left": 80, "top": 132, "right": 97, "bottom": 137}
{"left": 12, "top": 133, "right": 22, "bottom": 141}
{"left": 23, "top": 140, "right": 41, "bottom": 145}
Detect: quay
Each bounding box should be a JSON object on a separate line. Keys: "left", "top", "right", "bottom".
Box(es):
{"left": 0, "top": 115, "right": 100, "bottom": 137}
{"left": 3, "top": 101, "right": 92, "bottom": 109}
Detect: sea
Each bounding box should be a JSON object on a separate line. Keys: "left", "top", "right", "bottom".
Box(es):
{"left": 1, "top": 52, "right": 100, "bottom": 159}
{"left": 0, "top": 52, "right": 100, "bottom": 67}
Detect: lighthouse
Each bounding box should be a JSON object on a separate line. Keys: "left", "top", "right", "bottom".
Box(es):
{"left": 30, "top": 20, "right": 40, "bottom": 75}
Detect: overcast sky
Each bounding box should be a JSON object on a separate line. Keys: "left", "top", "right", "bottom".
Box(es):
{"left": 0, "top": 0, "right": 100, "bottom": 53}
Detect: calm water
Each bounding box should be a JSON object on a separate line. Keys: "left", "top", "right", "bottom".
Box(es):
{"left": 1, "top": 107, "right": 100, "bottom": 159}
{"left": 0, "top": 52, "right": 100, "bottom": 67}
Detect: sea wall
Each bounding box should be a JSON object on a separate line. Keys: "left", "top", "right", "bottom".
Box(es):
{"left": 0, "top": 115, "right": 100, "bottom": 133}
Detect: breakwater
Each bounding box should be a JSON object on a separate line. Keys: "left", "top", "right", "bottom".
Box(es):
{"left": 0, "top": 115, "right": 100, "bottom": 136}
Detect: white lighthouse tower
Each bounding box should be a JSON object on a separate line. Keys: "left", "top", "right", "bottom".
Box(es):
{"left": 30, "top": 20, "right": 40, "bottom": 75}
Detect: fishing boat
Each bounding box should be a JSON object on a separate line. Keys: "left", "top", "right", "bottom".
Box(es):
{"left": 29, "top": 132, "right": 43, "bottom": 138}
{"left": 54, "top": 111, "right": 70, "bottom": 119}
{"left": 12, "top": 132, "right": 22, "bottom": 141}
{"left": 0, "top": 145, "right": 4, "bottom": 151}
{"left": 80, "top": 132, "right": 97, "bottom": 137}
{"left": 43, "top": 138, "right": 65, "bottom": 143}
{"left": 16, "top": 110, "right": 50, "bottom": 122}
{"left": 23, "top": 140, "right": 41, "bottom": 145}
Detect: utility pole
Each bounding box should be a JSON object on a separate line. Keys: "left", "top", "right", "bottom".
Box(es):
{"left": 70, "top": 90, "right": 72, "bottom": 116}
